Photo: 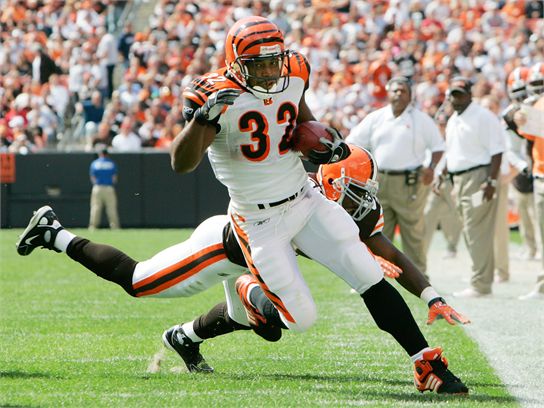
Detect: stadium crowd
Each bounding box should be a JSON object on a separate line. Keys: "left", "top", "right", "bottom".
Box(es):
{"left": 0, "top": 0, "right": 542, "bottom": 153}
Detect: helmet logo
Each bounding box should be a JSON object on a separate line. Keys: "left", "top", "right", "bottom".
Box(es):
{"left": 260, "top": 45, "right": 281, "bottom": 55}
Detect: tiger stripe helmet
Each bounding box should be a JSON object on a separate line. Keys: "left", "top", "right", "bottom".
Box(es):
{"left": 317, "top": 145, "right": 379, "bottom": 221}
{"left": 527, "top": 62, "right": 544, "bottom": 96}
{"left": 506, "top": 67, "right": 530, "bottom": 101}
{"left": 225, "top": 16, "right": 290, "bottom": 99}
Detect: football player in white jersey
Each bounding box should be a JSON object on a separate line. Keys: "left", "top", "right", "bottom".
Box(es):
{"left": 170, "top": 15, "right": 469, "bottom": 394}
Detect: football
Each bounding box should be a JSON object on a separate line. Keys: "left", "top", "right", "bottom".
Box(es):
{"left": 290, "top": 121, "right": 333, "bottom": 157}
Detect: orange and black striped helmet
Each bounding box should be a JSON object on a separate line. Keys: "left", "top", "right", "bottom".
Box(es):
{"left": 317, "top": 145, "right": 379, "bottom": 221}
{"left": 225, "top": 16, "right": 290, "bottom": 99}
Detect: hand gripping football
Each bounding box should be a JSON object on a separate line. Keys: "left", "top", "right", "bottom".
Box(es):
{"left": 290, "top": 121, "right": 334, "bottom": 157}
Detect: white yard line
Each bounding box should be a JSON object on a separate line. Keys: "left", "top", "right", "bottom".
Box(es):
{"left": 428, "top": 235, "right": 544, "bottom": 408}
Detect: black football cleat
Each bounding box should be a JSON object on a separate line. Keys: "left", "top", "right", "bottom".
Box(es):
{"left": 16, "top": 206, "right": 63, "bottom": 256}
{"left": 162, "top": 325, "right": 214, "bottom": 373}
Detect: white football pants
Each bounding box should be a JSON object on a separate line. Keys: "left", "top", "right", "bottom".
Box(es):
{"left": 132, "top": 215, "right": 249, "bottom": 325}
{"left": 229, "top": 180, "right": 383, "bottom": 333}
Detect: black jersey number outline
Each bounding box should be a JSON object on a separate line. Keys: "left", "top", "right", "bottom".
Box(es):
{"left": 239, "top": 102, "right": 297, "bottom": 162}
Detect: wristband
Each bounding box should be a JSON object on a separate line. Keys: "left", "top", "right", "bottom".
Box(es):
{"left": 420, "top": 286, "right": 441, "bottom": 305}
{"left": 427, "top": 297, "right": 446, "bottom": 307}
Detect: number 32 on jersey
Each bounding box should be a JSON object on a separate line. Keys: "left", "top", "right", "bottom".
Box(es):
{"left": 239, "top": 102, "right": 298, "bottom": 162}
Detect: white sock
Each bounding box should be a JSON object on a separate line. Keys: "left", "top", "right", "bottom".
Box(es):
{"left": 53, "top": 230, "right": 76, "bottom": 253}
{"left": 410, "top": 347, "right": 433, "bottom": 363}
{"left": 246, "top": 283, "right": 259, "bottom": 306}
{"left": 181, "top": 321, "right": 203, "bottom": 343}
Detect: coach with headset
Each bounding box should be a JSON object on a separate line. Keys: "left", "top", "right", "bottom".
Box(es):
{"left": 347, "top": 77, "right": 444, "bottom": 278}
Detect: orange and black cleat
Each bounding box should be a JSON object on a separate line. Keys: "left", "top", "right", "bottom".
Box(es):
{"left": 414, "top": 347, "right": 469, "bottom": 394}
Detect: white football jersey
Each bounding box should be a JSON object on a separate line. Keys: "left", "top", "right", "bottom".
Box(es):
{"left": 184, "top": 53, "right": 311, "bottom": 207}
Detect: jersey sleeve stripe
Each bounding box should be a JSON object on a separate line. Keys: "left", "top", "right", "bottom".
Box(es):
{"left": 183, "top": 89, "right": 206, "bottom": 105}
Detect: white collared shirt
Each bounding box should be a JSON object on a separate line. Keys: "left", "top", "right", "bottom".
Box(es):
{"left": 445, "top": 102, "right": 505, "bottom": 172}
{"left": 346, "top": 104, "right": 444, "bottom": 170}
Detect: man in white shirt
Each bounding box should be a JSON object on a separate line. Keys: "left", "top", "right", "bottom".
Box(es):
{"left": 440, "top": 77, "right": 505, "bottom": 297}
{"left": 347, "top": 77, "right": 444, "bottom": 277}
{"left": 112, "top": 117, "right": 141, "bottom": 152}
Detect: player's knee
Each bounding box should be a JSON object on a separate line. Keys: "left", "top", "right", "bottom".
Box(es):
{"left": 283, "top": 296, "right": 317, "bottom": 333}
{"left": 343, "top": 242, "right": 383, "bottom": 294}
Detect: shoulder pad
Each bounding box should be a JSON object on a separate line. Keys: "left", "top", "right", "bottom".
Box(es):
{"left": 183, "top": 68, "right": 243, "bottom": 107}
{"left": 288, "top": 51, "right": 310, "bottom": 84}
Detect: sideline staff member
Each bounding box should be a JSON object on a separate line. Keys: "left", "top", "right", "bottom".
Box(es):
{"left": 347, "top": 77, "right": 444, "bottom": 276}
{"left": 89, "top": 147, "right": 120, "bottom": 229}
{"left": 440, "top": 77, "right": 504, "bottom": 297}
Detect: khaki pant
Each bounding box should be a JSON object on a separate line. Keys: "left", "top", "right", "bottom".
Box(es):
{"left": 423, "top": 178, "right": 462, "bottom": 255}
{"left": 534, "top": 178, "right": 544, "bottom": 279}
{"left": 378, "top": 171, "right": 429, "bottom": 274}
{"left": 452, "top": 166, "right": 497, "bottom": 294}
{"left": 89, "top": 185, "right": 120, "bottom": 229}
{"left": 494, "top": 177, "right": 509, "bottom": 280}
{"left": 516, "top": 190, "right": 538, "bottom": 257}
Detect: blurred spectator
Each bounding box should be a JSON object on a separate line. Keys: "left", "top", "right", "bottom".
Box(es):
{"left": 111, "top": 117, "right": 141, "bottom": 152}
{"left": 480, "top": 95, "right": 512, "bottom": 284}
{"left": 96, "top": 26, "right": 118, "bottom": 99}
{"left": 423, "top": 103, "right": 462, "bottom": 259}
{"left": 117, "top": 22, "right": 135, "bottom": 68}
{"left": 32, "top": 44, "right": 63, "bottom": 85}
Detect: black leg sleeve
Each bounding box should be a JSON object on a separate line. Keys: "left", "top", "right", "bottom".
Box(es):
{"left": 66, "top": 237, "right": 137, "bottom": 296}
{"left": 250, "top": 286, "right": 288, "bottom": 329}
{"left": 361, "top": 279, "right": 428, "bottom": 356}
{"left": 193, "top": 302, "right": 250, "bottom": 340}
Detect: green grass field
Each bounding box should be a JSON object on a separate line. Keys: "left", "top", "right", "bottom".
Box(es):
{"left": 0, "top": 229, "right": 518, "bottom": 407}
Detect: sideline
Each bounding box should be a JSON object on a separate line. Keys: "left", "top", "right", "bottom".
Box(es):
{"left": 428, "top": 235, "right": 543, "bottom": 408}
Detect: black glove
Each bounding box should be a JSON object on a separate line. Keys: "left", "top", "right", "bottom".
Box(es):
{"left": 307, "top": 127, "right": 351, "bottom": 165}
{"left": 194, "top": 89, "right": 241, "bottom": 126}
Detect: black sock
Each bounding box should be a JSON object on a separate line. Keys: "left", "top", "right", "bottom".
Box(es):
{"left": 361, "top": 279, "right": 428, "bottom": 356}
{"left": 193, "top": 302, "right": 250, "bottom": 339}
{"left": 66, "top": 237, "right": 137, "bottom": 296}
{"left": 249, "top": 286, "right": 288, "bottom": 329}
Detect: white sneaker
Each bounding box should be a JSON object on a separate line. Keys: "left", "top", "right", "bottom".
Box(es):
{"left": 494, "top": 275, "right": 509, "bottom": 284}
{"left": 518, "top": 290, "right": 544, "bottom": 300}
{"left": 453, "top": 287, "right": 491, "bottom": 298}
{"left": 516, "top": 250, "right": 537, "bottom": 261}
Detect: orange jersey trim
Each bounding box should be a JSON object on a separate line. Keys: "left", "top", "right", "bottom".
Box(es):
{"left": 230, "top": 214, "right": 296, "bottom": 323}
{"left": 183, "top": 68, "right": 244, "bottom": 107}
{"left": 133, "top": 243, "right": 227, "bottom": 297}
{"left": 288, "top": 51, "right": 310, "bottom": 84}
{"left": 372, "top": 215, "right": 385, "bottom": 234}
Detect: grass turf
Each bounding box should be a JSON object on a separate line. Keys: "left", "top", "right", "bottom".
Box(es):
{"left": 0, "top": 228, "right": 518, "bottom": 407}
